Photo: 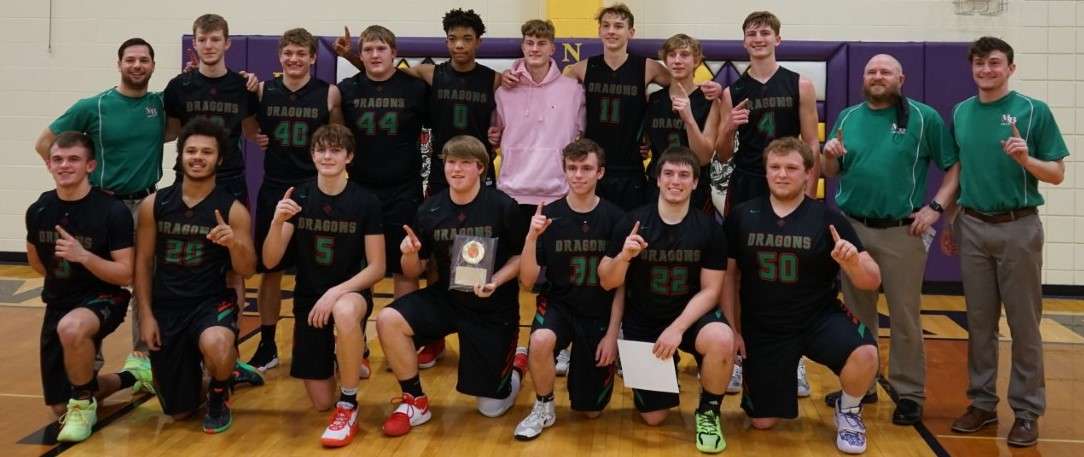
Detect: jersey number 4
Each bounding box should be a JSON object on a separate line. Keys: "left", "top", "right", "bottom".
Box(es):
{"left": 357, "top": 111, "right": 399, "bottom": 136}
{"left": 273, "top": 121, "right": 310, "bottom": 147}
{"left": 756, "top": 251, "right": 797, "bottom": 283}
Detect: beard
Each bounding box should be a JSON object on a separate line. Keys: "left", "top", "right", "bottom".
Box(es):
{"left": 863, "top": 84, "right": 901, "bottom": 106}
{"left": 121, "top": 73, "right": 150, "bottom": 91}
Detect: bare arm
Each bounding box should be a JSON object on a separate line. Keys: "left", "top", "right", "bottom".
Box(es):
{"left": 334, "top": 234, "right": 387, "bottom": 293}
{"left": 676, "top": 87, "right": 720, "bottom": 165}
{"left": 518, "top": 235, "right": 541, "bottom": 290}
{"left": 261, "top": 220, "right": 293, "bottom": 270}
{"left": 714, "top": 89, "right": 739, "bottom": 161}
{"left": 563, "top": 60, "right": 587, "bottom": 82}
{"left": 489, "top": 255, "right": 521, "bottom": 288}
{"left": 241, "top": 115, "right": 261, "bottom": 142}
{"left": 671, "top": 268, "right": 724, "bottom": 333}
{"left": 400, "top": 64, "right": 435, "bottom": 85}
{"left": 34, "top": 128, "right": 56, "bottom": 163}
{"left": 328, "top": 85, "right": 344, "bottom": 125}
{"left": 225, "top": 201, "right": 257, "bottom": 277}
{"left": 646, "top": 58, "right": 671, "bottom": 86}
{"left": 1022, "top": 157, "right": 1065, "bottom": 185}
{"left": 399, "top": 225, "right": 426, "bottom": 280}
{"left": 134, "top": 196, "right": 157, "bottom": 323}
{"left": 26, "top": 243, "right": 46, "bottom": 276}
{"left": 843, "top": 252, "right": 880, "bottom": 290}
{"left": 165, "top": 117, "right": 182, "bottom": 143}
{"left": 53, "top": 225, "right": 133, "bottom": 286}
{"left": 798, "top": 78, "right": 821, "bottom": 196}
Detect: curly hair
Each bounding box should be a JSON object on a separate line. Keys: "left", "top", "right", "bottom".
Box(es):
{"left": 442, "top": 9, "right": 486, "bottom": 37}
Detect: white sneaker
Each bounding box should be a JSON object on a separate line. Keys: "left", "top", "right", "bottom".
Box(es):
{"left": 726, "top": 363, "right": 743, "bottom": 394}
{"left": 555, "top": 348, "right": 571, "bottom": 377}
{"left": 835, "top": 400, "right": 868, "bottom": 454}
{"left": 797, "top": 358, "right": 811, "bottom": 398}
{"left": 514, "top": 400, "right": 556, "bottom": 441}
{"left": 320, "top": 402, "right": 359, "bottom": 447}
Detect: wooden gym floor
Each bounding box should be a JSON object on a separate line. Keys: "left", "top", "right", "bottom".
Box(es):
{"left": 0, "top": 264, "right": 1081, "bottom": 456}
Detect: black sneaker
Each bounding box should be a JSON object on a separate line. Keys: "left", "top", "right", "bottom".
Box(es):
{"left": 247, "top": 341, "right": 279, "bottom": 372}
{"left": 892, "top": 399, "right": 923, "bottom": 425}
{"left": 202, "top": 388, "right": 232, "bottom": 434}
{"left": 824, "top": 390, "right": 878, "bottom": 408}
{"left": 232, "top": 361, "right": 265, "bottom": 388}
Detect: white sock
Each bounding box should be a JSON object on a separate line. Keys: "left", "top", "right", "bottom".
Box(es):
{"left": 840, "top": 391, "right": 862, "bottom": 411}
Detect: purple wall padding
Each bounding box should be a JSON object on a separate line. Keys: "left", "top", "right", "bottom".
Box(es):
{"left": 185, "top": 35, "right": 974, "bottom": 283}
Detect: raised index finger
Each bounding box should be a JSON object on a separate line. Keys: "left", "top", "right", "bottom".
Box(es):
{"left": 343, "top": 26, "right": 351, "bottom": 40}
{"left": 1011, "top": 122, "right": 1021, "bottom": 139}
{"left": 283, "top": 186, "right": 294, "bottom": 200}
{"left": 836, "top": 128, "right": 844, "bottom": 143}
{"left": 54, "top": 225, "right": 74, "bottom": 239}
{"left": 402, "top": 224, "right": 419, "bottom": 241}
{"left": 734, "top": 98, "right": 749, "bottom": 111}
{"left": 629, "top": 221, "right": 640, "bottom": 236}
{"left": 829, "top": 224, "right": 841, "bottom": 243}
{"left": 535, "top": 202, "right": 544, "bottom": 216}
{"left": 215, "top": 209, "right": 227, "bottom": 226}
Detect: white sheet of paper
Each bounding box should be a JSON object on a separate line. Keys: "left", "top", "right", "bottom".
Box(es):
{"left": 617, "top": 339, "right": 679, "bottom": 394}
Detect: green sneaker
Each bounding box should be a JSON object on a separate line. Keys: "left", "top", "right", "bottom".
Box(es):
{"left": 231, "top": 360, "right": 264, "bottom": 387}
{"left": 56, "top": 398, "right": 97, "bottom": 442}
{"left": 123, "top": 353, "right": 155, "bottom": 395}
{"left": 695, "top": 409, "right": 726, "bottom": 454}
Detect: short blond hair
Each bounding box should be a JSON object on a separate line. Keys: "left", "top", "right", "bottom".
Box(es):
{"left": 659, "top": 34, "right": 702, "bottom": 63}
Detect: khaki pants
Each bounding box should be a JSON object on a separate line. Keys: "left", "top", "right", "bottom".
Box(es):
{"left": 840, "top": 216, "right": 927, "bottom": 404}
{"left": 957, "top": 212, "right": 1045, "bottom": 420}
{"left": 122, "top": 198, "right": 148, "bottom": 353}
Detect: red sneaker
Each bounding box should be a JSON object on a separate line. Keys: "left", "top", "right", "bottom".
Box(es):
{"left": 320, "top": 402, "right": 359, "bottom": 447}
{"left": 417, "top": 339, "right": 445, "bottom": 369}
{"left": 383, "top": 393, "right": 432, "bottom": 437}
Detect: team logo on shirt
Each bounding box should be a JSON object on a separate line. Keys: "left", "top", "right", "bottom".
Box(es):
{"left": 890, "top": 123, "right": 907, "bottom": 135}
{"left": 1000, "top": 114, "right": 1017, "bottom": 126}
{"left": 145, "top": 107, "right": 159, "bottom": 118}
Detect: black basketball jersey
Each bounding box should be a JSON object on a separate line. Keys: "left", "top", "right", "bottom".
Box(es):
{"left": 164, "top": 70, "right": 259, "bottom": 178}
{"left": 729, "top": 66, "right": 802, "bottom": 174}
{"left": 724, "top": 197, "right": 863, "bottom": 334}
{"left": 429, "top": 62, "right": 497, "bottom": 188}
{"left": 414, "top": 187, "right": 527, "bottom": 318}
{"left": 287, "top": 180, "right": 383, "bottom": 301}
{"left": 583, "top": 55, "right": 648, "bottom": 176}
{"left": 535, "top": 197, "right": 625, "bottom": 318}
{"left": 606, "top": 203, "right": 726, "bottom": 326}
{"left": 25, "top": 189, "right": 133, "bottom": 309}
{"left": 256, "top": 77, "right": 331, "bottom": 185}
{"left": 645, "top": 87, "right": 712, "bottom": 184}
{"left": 339, "top": 70, "right": 429, "bottom": 189}
{"left": 151, "top": 184, "right": 236, "bottom": 312}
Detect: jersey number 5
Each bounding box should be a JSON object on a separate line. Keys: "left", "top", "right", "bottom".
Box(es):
{"left": 757, "top": 251, "right": 797, "bottom": 283}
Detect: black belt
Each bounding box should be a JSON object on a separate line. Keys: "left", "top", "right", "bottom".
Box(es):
{"left": 963, "top": 207, "right": 1037, "bottom": 224}
{"left": 113, "top": 186, "right": 155, "bottom": 201}
{"left": 847, "top": 213, "right": 914, "bottom": 229}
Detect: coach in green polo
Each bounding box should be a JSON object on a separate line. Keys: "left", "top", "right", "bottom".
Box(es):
{"left": 34, "top": 38, "right": 165, "bottom": 361}
{"left": 822, "top": 54, "right": 958, "bottom": 426}
{"left": 941, "top": 37, "right": 1068, "bottom": 448}
{"left": 35, "top": 38, "right": 165, "bottom": 201}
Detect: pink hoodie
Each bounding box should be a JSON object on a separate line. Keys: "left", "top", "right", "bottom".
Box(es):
{"left": 494, "top": 58, "right": 586, "bottom": 205}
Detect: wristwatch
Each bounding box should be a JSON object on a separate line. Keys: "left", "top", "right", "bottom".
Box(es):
{"left": 927, "top": 201, "right": 944, "bottom": 213}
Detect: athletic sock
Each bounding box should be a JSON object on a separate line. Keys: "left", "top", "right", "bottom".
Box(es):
{"left": 698, "top": 390, "right": 723, "bottom": 414}
{"left": 840, "top": 391, "right": 863, "bottom": 411}
{"left": 536, "top": 393, "right": 555, "bottom": 403}
{"left": 72, "top": 378, "right": 99, "bottom": 400}
{"left": 398, "top": 375, "right": 424, "bottom": 398}
{"left": 209, "top": 378, "right": 230, "bottom": 400}
{"left": 340, "top": 387, "right": 358, "bottom": 408}
{"left": 117, "top": 371, "right": 137, "bottom": 389}
{"left": 260, "top": 325, "right": 277, "bottom": 347}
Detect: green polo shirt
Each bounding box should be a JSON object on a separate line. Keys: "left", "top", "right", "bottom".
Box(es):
{"left": 947, "top": 91, "right": 1068, "bottom": 212}
{"left": 49, "top": 88, "right": 166, "bottom": 195}
{"left": 831, "top": 99, "right": 954, "bottom": 219}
